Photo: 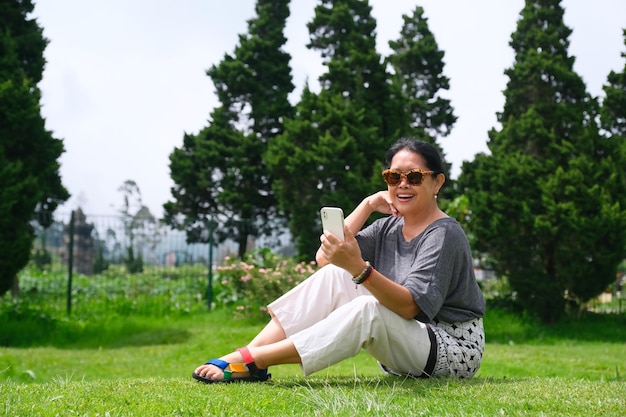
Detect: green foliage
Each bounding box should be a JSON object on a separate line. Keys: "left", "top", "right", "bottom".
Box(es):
{"left": 0, "top": 0, "right": 46, "bottom": 83}
{"left": 180, "top": 0, "right": 473, "bottom": 263}
{"left": 480, "top": 276, "right": 522, "bottom": 313}
{"left": 440, "top": 195, "right": 470, "bottom": 231}
{"left": 31, "top": 248, "right": 51, "bottom": 271}
{"left": 0, "top": 149, "right": 37, "bottom": 294}
{"left": 386, "top": 6, "right": 457, "bottom": 199}
{"left": 164, "top": 0, "right": 294, "bottom": 258}
{"left": 308, "top": 0, "right": 389, "bottom": 137}
{"left": 124, "top": 246, "right": 144, "bottom": 274}
{"left": 164, "top": 127, "right": 223, "bottom": 241}
{"left": 387, "top": 6, "right": 456, "bottom": 138}
{"left": 458, "top": 1, "right": 626, "bottom": 323}
{"left": 266, "top": 89, "right": 381, "bottom": 258}
{"left": 600, "top": 29, "right": 626, "bottom": 139}
{"left": 3, "top": 249, "right": 320, "bottom": 327}
{"left": 267, "top": 4, "right": 458, "bottom": 257}
{"left": 1, "top": 264, "right": 209, "bottom": 325}
{"left": 214, "top": 248, "right": 318, "bottom": 319}
{"left": 0, "top": 1, "right": 69, "bottom": 295}
{"left": 167, "top": 2, "right": 457, "bottom": 260}
{"left": 93, "top": 244, "right": 109, "bottom": 274}
{"left": 290, "top": 2, "right": 396, "bottom": 251}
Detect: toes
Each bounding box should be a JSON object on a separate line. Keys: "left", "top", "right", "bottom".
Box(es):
{"left": 194, "top": 365, "right": 209, "bottom": 376}
{"left": 195, "top": 364, "right": 222, "bottom": 379}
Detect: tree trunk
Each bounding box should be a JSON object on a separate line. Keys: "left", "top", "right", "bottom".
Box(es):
{"left": 10, "top": 274, "right": 19, "bottom": 297}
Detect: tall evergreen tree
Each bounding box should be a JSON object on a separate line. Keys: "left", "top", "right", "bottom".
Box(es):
{"left": 307, "top": 0, "right": 395, "bottom": 156}
{"left": 599, "top": 28, "right": 626, "bottom": 276}
{"left": 266, "top": 86, "right": 379, "bottom": 258}
{"left": 268, "top": 1, "right": 460, "bottom": 257}
{"left": 458, "top": 0, "right": 626, "bottom": 322}
{"left": 0, "top": 0, "right": 69, "bottom": 295}
{"left": 208, "top": 0, "right": 294, "bottom": 139}
{"left": 267, "top": 0, "right": 392, "bottom": 258}
{"left": 164, "top": 0, "right": 294, "bottom": 258}
{"left": 600, "top": 30, "right": 626, "bottom": 145}
{"left": 386, "top": 6, "right": 457, "bottom": 198}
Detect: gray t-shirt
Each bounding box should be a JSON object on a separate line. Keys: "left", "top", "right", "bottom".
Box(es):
{"left": 356, "top": 216, "right": 485, "bottom": 323}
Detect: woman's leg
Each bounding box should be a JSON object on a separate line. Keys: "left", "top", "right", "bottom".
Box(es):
{"left": 195, "top": 295, "right": 432, "bottom": 380}
{"left": 238, "top": 264, "right": 365, "bottom": 348}
{"left": 194, "top": 264, "right": 366, "bottom": 380}
{"left": 263, "top": 265, "right": 431, "bottom": 376}
{"left": 248, "top": 316, "right": 286, "bottom": 347}
{"left": 290, "top": 296, "right": 432, "bottom": 376}
{"left": 268, "top": 264, "right": 369, "bottom": 337}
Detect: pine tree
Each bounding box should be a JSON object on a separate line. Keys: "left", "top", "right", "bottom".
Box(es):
{"left": 307, "top": 0, "right": 394, "bottom": 156}
{"left": 0, "top": 0, "right": 69, "bottom": 295}
{"left": 599, "top": 28, "right": 626, "bottom": 286}
{"left": 458, "top": 0, "right": 626, "bottom": 322}
{"left": 268, "top": 1, "right": 460, "bottom": 257}
{"left": 266, "top": 86, "right": 378, "bottom": 258}
{"left": 164, "top": 0, "right": 294, "bottom": 258}
{"left": 386, "top": 5, "right": 457, "bottom": 198}
{"left": 600, "top": 30, "right": 626, "bottom": 146}
{"left": 266, "top": 0, "right": 392, "bottom": 257}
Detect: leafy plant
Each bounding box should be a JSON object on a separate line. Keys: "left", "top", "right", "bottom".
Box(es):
{"left": 92, "top": 244, "right": 109, "bottom": 274}
{"left": 214, "top": 248, "right": 318, "bottom": 318}
{"left": 32, "top": 249, "right": 52, "bottom": 271}
{"left": 124, "top": 246, "right": 144, "bottom": 274}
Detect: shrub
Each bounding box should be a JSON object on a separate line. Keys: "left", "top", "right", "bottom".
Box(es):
{"left": 124, "top": 246, "right": 143, "bottom": 274}
{"left": 93, "top": 244, "right": 109, "bottom": 274}
{"left": 480, "top": 276, "right": 524, "bottom": 313}
{"left": 8, "top": 264, "right": 209, "bottom": 320}
{"left": 32, "top": 249, "right": 52, "bottom": 271}
{"left": 214, "top": 248, "right": 318, "bottom": 319}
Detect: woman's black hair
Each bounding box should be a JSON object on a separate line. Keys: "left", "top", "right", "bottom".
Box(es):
{"left": 384, "top": 138, "right": 446, "bottom": 177}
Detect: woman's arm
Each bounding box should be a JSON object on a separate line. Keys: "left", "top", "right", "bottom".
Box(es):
{"left": 319, "top": 225, "right": 420, "bottom": 319}
{"left": 316, "top": 191, "right": 398, "bottom": 265}
{"left": 315, "top": 192, "right": 420, "bottom": 318}
{"left": 358, "top": 268, "right": 421, "bottom": 319}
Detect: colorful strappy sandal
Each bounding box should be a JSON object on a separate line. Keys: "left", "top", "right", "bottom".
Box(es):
{"left": 192, "top": 347, "right": 271, "bottom": 384}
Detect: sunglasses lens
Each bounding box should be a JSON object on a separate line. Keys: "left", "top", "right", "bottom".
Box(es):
{"left": 406, "top": 171, "right": 424, "bottom": 185}
{"left": 383, "top": 171, "right": 401, "bottom": 185}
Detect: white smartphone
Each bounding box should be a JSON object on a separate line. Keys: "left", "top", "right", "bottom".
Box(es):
{"left": 320, "top": 207, "right": 345, "bottom": 241}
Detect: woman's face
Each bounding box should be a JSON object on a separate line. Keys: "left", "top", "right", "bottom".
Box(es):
{"left": 387, "top": 149, "right": 441, "bottom": 215}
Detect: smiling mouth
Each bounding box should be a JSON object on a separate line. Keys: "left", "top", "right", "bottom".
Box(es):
{"left": 397, "top": 194, "right": 414, "bottom": 202}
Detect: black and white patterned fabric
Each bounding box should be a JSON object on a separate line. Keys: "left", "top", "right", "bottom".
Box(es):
{"left": 429, "top": 317, "right": 484, "bottom": 378}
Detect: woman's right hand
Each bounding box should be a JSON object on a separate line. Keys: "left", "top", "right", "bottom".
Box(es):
{"left": 366, "top": 191, "right": 400, "bottom": 217}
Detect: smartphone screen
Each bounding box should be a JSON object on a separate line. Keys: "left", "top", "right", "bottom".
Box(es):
{"left": 320, "top": 207, "right": 345, "bottom": 241}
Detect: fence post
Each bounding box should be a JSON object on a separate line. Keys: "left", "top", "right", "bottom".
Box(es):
{"left": 207, "top": 219, "right": 216, "bottom": 311}
{"left": 66, "top": 210, "right": 75, "bottom": 316}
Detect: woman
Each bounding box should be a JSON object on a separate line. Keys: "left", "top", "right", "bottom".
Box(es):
{"left": 193, "top": 138, "right": 485, "bottom": 383}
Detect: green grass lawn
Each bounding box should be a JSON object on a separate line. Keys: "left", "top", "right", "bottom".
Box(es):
{"left": 1, "top": 308, "right": 625, "bottom": 416}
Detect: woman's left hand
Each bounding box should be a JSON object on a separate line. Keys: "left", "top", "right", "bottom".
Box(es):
{"left": 319, "top": 226, "right": 364, "bottom": 276}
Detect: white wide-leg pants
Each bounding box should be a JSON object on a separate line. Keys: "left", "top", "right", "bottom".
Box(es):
{"left": 268, "top": 264, "right": 432, "bottom": 376}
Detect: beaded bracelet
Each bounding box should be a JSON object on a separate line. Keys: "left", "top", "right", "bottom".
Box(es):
{"left": 352, "top": 261, "right": 373, "bottom": 286}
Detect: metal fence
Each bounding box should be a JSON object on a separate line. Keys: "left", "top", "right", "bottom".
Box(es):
{"left": 23, "top": 209, "right": 293, "bottom": 317}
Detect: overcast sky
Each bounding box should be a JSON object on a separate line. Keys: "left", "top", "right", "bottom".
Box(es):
{"left": 32, "top": 1, "right": 625, "bottom": 217}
